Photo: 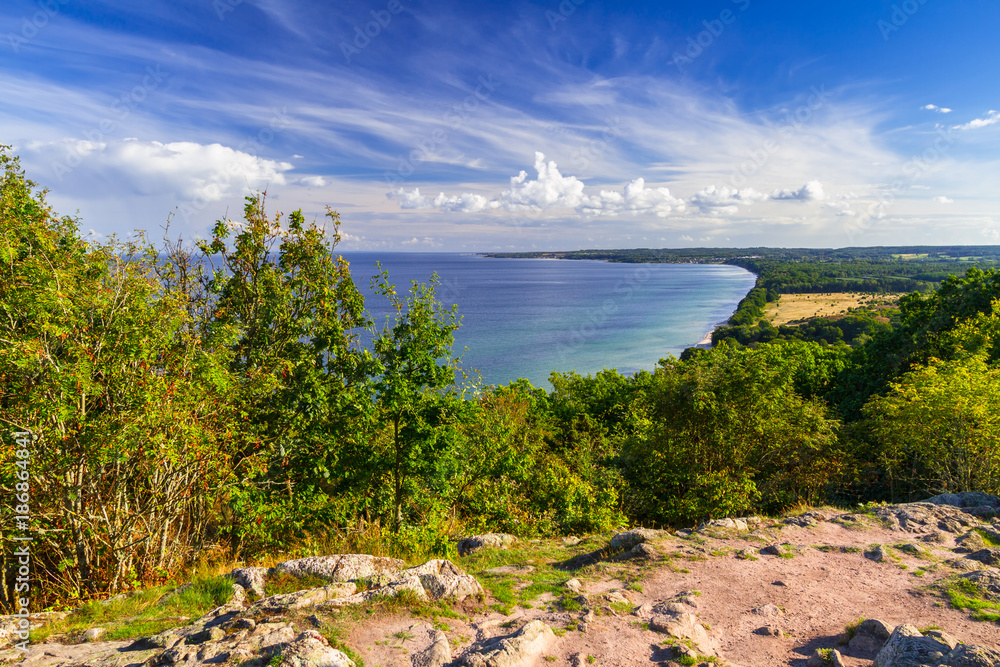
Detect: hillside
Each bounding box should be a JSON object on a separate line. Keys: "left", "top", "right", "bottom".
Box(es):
{"left": 4, "top": 493, "right": 1000, "bottom": 667}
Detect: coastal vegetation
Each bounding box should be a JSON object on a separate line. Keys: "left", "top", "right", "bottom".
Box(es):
{"left": 3, "top": 146, "right": 1000, "bottom": 612}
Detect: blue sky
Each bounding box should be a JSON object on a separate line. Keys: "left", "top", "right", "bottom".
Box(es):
{"left": 3, "top": 0, "right": 999, "bottom": 251}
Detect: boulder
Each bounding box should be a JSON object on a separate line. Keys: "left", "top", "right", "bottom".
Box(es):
{"left": 700, "top": 517, "right": 750, "bottom": 532}
{"left": 273, "top": 630, "right": 356, "bottom": 667}
{"left": 965, "top": 548, "right": 1000, "bottom": 567}
{"left": 608, "top": 528, "right": 663, "bottom": 551}
{"left": 873, "top": 624, "right": 958, "bottom": 667}
{"left": 412, "top": 627, "right": 452, "bottom": 667}
{"left": 648, "top": 611, "right": 714, "bottom": 655}
{"left": 274, "top": 554, "right": 404, "bottom": 582}
{"left": 807, "top": 648, "right": 846, "bottom": 666}
{"left": 761, "top": 543, "right": 791, "bottom": 557}
{"left": 82, "top": 627, "right": 108, "bottom": 642}
{"left": 457, "top": 533, "right": 517, "bottom": 556}
{"left": 848, "top": 619, "right": 893, "bottom": 656}
{"left": 958, "top": 569, "right": 1000, "bottom": 601}
{"left": 939, "top": 643, "right": 1000, "bottom": 666}
{"left": 252, "top": 583, "right": 357, "bottom": 613}
{"left": 230, "top": 566, "right": 271, "bottom": 598}
{"left": 865, "top": 545, "right": 891, "bottom": 563}
{"left": 399, "top": 560, "right": 484, "bottom": 602}
{"left": 321, "top": 575, "right": 428, "bottom": 607}
{"left": 955, "top": 531, "right": 988, "bottom": 553}
{"left": 461, "top": 620, "right": 556, "bottom": 667}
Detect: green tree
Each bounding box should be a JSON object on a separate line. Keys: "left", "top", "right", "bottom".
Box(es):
{"left": 370, "top": 270, "right": 460, "bottom": 532}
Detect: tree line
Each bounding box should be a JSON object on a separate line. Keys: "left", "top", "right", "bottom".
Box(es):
{"left": 4, "top": 147, "right": 1000, "bottom": 610}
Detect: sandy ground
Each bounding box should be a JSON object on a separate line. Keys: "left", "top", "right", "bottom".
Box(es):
{"left": 765, "top": 294, "right": 902, "bottom": 327}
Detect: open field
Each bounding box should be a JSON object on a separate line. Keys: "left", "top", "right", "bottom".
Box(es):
{"left": 765, "top": 292, "right": 903, "bottom": 326}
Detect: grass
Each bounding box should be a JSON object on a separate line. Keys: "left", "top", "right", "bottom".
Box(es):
{"left": 944, "top": 578, "right": 1000, "bottom": 622}
{"left": 975, "top": 529, "right": 1000, "bottom": 548}
{"left": 264, "top": 572, "right": 329, "bottom": 597}
{"left": 29, "top": 575, "right": 234, "bottom": 644}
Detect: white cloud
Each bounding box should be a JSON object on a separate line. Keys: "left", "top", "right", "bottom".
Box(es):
{"left": 689, "top": 185, "right": 768, "bottom": 214}
{"left": 24, "top": 138, "right": 293, "bottom": 202}
{"left": 953, "top": 110, "right": 1000, "bottom": 131}
{"left": 579, "top": 178, "right": 685, "bottom": 217}
{"left": 500, "top": 152, "right": 587, "bottom": 211}
{"left": 922, "top": 104, "right": 952, "bottom": 113}
{"left": 299, "top": 175, "right": 327, "bottom": 187}
{"left": 433, "top": 192, "right": 497, "bottom": 213}
{"left": 933, "top": 196, "right": 954, "bottom": 204}
{"left": 770, "top": 180, "right": 826, "bottom": 201}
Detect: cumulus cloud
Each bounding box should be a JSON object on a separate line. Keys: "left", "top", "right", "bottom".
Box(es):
{"left": 579, "top": 178, "right": 685, "bottom": 217}
{"left": 770, "top": 180, "right": 826, "bottom": 201}
{"left": 922, "top": 104, "right": 952, "bottom": 113}
{"left": 933, "top": 195, "right": 954, "bottom": 204}
{"left": 388, "top": 153, "right": 684, "bottom": 217}
{"left": 953, "top": 110, "right": 1000, "bottom": 131}
{"left": 25, "top": 138, "right": 293, "bottom": 202}
{"left": 689, "top": 185, "right": 768, "bottom": 214}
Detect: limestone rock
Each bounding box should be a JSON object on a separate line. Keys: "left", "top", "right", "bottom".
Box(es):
{"left": 458, "top": 533, "right": 517, "bottom": 556}
{"left": 565, "top": 578, "right": 583, "bottom": 594}
{"left": 82, "top": 627, "right": 107, "bottom": 642}
{"left": 807, "top": 648, "right": 846, "bottom": 666}
{"left": 965, "top": 548, "right": 1000, "bottom": 567}
{"left": 252, "top": 582, "right": 357, "bottom": 613}
{"left": 274, "top": 554, "right": 404, "bottom": 582}
{"left": 460, "top": 620, "right": 556, "bottom": 667}
{"left": 412, "top": 628, "right": 452, "bottom": 667}
{"left": 848, "top": 619, "right": 893, "bottom": 656}
{"left": 648, "top": 612, "right": 714, "bottom": 655}
{"left": 939, "top": 643, "right": 1000, "bottom": 666}
{"left": 871, "top": 503, "right": 980, "bottom": 534}
{"left": 272, "top": 630, "right": 355, "bottom": 667}
{"left": 873, "top": 624, "right": 958, "bottom": 667}
{"left": 700, "top": 517, "right": 750, "bottom": 532}
{"left": 761, "top": 543, "right": 791, "bottom": 557}
{"left": 321, "top": 575, "right": 429, "bottom": 607}
{"left": 230, "top": 566, "right": 271, "bottom": 598}
{"left": 608, "top": 528, "right": 663, "bottom": 551}
{"left": 752, "top": 604, "right": 783, "bottom": 617}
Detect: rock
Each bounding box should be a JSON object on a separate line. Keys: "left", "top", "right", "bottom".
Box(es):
{"left": 273, "top": 629, "right": 355, "bottom": 667}
{"left": 252, "top": 582, "right": 357, "bottom": 613}
{"left": 82, "top": 627, "right": 107, "bottom": 642}
{"left": 412, "top": 628, "right": 452, "bottom": 667}
{"left": 965, "top": 548, "right": 1000, "bottom": 567}
{"left": 461, "top": 620, "right": 556, "bottom": 667}
{"left": 700, "top": 517, "right": 750, "bottom": 532}
{"left": 958, "top": 569, "right": 1000, "bottom": 601}
{"left": 608, "top": 528, "right": 663, "bottom": 551}
{"left": 895, "top": 543, "right": 926, "bottom": 557}
{"left": 949, "top": 558, "right": 984, "bottom": 571}
{"left": 230, "top": 566, "right": 271, "bottom": 598}
{"left": 457, "top": 533, "right": 517, "bottom": 556}
{"left": 752, "top": 604, "right": 783, "bottom": 617}
{"left": 807, "top": 648, "right": 846, "bottom": 666}
{"left": 755, "top": 625, "right": 782, "bottom": 636}
{"left": 561, "top": 536, "right": 581, "bottom": 546}
{"left": 565, "top": 578, "right": 583, "bottom": 594}
{"left": 322, "top": 575, "right": 429, "bottom": 607}
{"left": 391, "top": 560, "right": 484, "bottom": 601}
{"left": 939, "top": 643, "right": 1000, "bottom": 666}
{"left": 761, "top": 544, "right": 790, "bottom": 557}
{"left": 871, "top": 503, "right": 979, "bottom": 534}
{"left": 675, "top": 529, "right": 693, "bottom": 538}
{"left": 604, "top": 590, "right": 630, "bottom": 605}
{"left": 612, "top": 542, "right": 659, "bottom": 562}
{"left": 924, "top": 492, "right": 1000, "bottom": 509}
{"left": 648, "top": 612, "right": 714, "bottom": 655}
{"left": 865, "top": 545, "right": 891, "bottom": 563}
{"left": 772, "top": 580, "right": 788, "bottom": 587}
{"left": 485, "top": 565, "right": 535, "bottom": 576}
{"left": 848, "top": 619, "right": 893, "bottom": 656}
{"left": 873, "top": 624, "right": 958, "bottom": 667}
{"left": 955, "top": 531, "right": 988, "bottom": 553}
{"left": 274, "top": 554, "right": 404, "bottom": 582}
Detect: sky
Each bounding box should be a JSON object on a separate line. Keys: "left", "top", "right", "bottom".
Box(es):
{"left": 2, "top": 0, "right": 999, "bottom": 251}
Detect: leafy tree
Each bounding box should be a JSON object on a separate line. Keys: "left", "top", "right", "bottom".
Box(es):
{"left": 369, "top": 269, "right": 460, "bottom": 532}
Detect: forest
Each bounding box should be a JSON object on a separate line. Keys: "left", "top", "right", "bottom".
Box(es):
{"left": 3, "top": 146, "right": 1000, "bottom": 611}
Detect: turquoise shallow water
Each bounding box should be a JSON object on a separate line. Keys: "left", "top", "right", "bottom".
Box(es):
{"left": 343, "top": 253, "right": 757, "bottom": 388}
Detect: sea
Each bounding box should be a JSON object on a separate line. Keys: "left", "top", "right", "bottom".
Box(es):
{"left": 342, "top": 252, "right": 757, "bottom": 389}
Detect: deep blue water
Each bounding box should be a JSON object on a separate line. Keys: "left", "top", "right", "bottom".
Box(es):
{"left": 342, "top": 253, "right": 757, "bottom": 389}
